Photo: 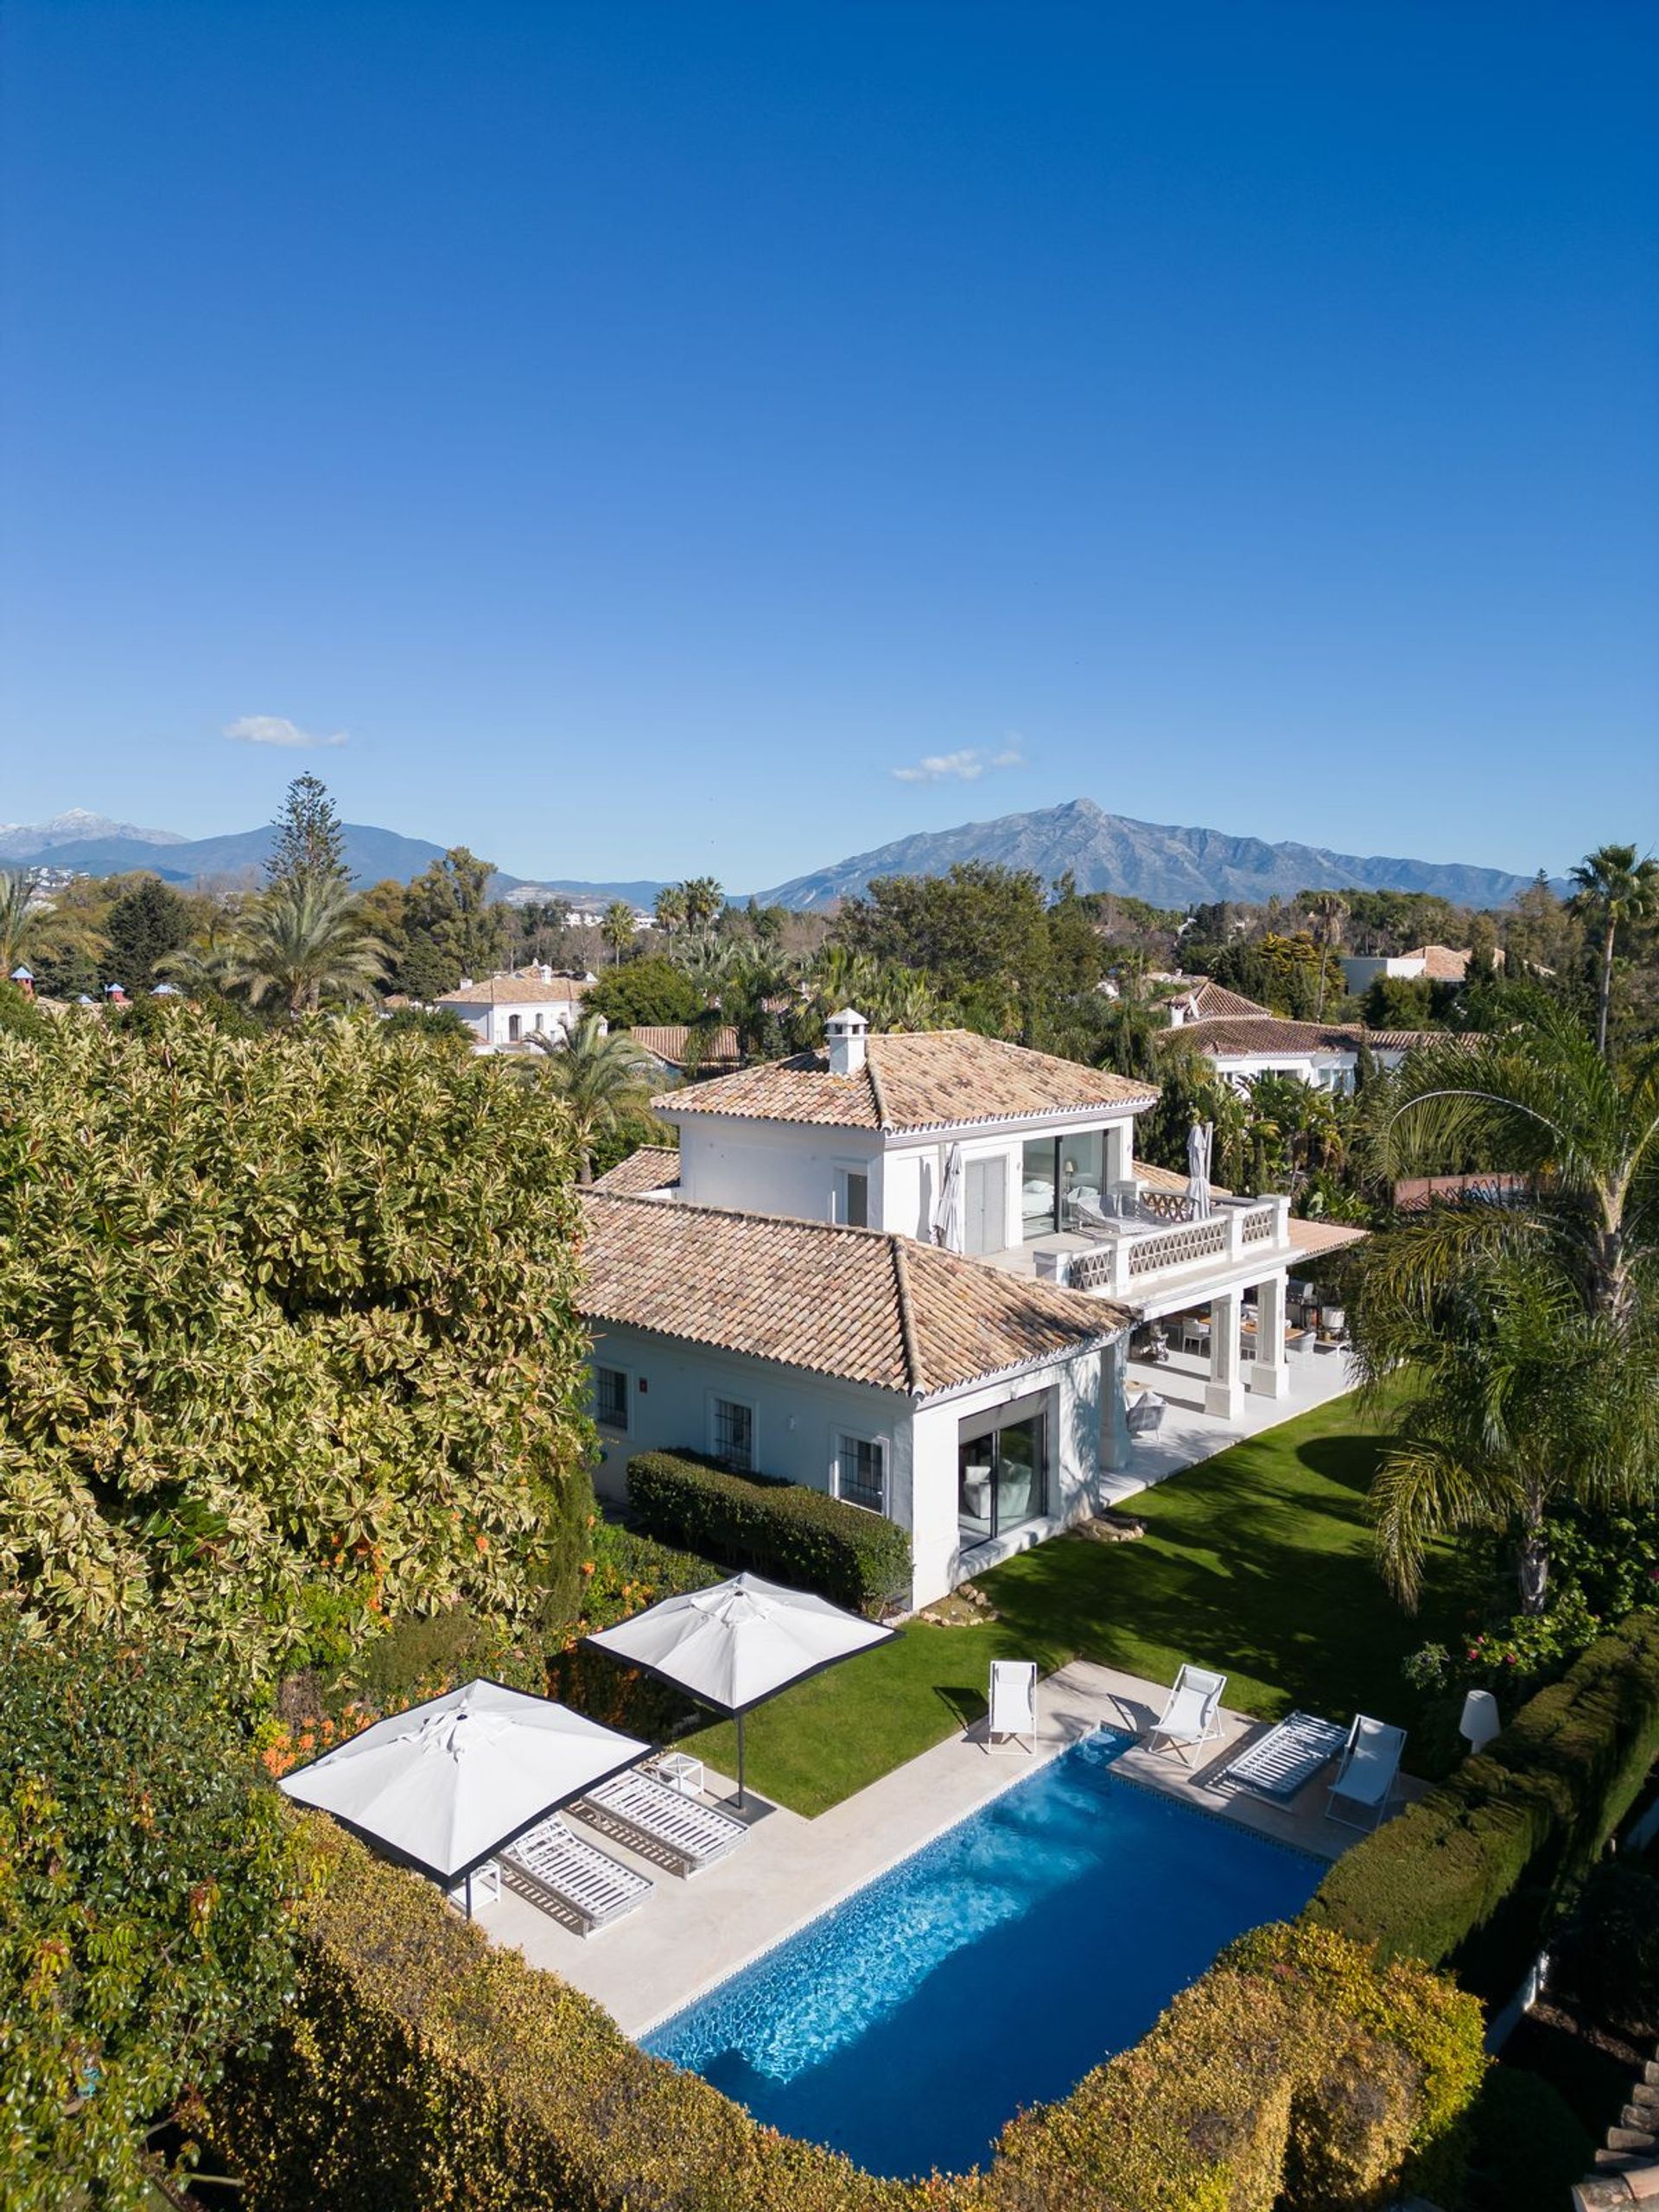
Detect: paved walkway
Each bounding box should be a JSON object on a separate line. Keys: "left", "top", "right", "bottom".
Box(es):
{"left": 481, "top": 1653, "right": 1420, "bottom": 2040}
{"left": 1109, "top": 1344, "right": 1358, "bottom": 1503}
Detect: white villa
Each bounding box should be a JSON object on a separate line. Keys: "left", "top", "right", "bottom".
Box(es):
{"left": 1165, "top": 978, "right": 1432, "bottom": 1095}
{"left": 581, "top": 1011, "right": 1344, "bottom": 1610}
{"left": 436, "top": 967, "right": 592, "bottom": 1050}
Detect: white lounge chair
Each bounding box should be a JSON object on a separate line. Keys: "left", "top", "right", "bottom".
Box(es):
{"left": 499, "top": 1814, "right": 652, "bottom": 1935}
{"left": 1326, "top": 1715, "right": 1407, "bottom": 1829}
{"left": 574, "top": 1767, "right": 748, "bottom": 1875}
{"left": 1126, "top": 1391, "right": 1166, "bottom": 1438}
{"left": 1214, "top": 1710, "right": 1349, "bottom": 1804}
{"left": 988, "top": 1660, "right": 1037, "bottom": 1752}
{"left": 1147, "top": 1664, "right": 1227, "bottom": 1764}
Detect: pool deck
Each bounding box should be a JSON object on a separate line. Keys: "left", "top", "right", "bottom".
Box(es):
{"left": 480, "top": 1656, "right": 1425, "bottom": 2039}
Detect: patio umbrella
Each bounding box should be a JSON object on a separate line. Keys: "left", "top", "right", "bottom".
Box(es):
{"left": 1185, "top": 1121, "right": 1213, "bottom": 1223}
{"left": 582, "top": 1573, "right": 899, "bottom": 1808}
{"left": 278, "top": 1677, "right": 649, "bottom": 1910}
{"left": 932, "top": 1141, "right": 965, "bottom": 1251}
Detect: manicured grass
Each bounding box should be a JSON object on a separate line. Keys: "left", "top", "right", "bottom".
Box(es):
{"left": 687, "top": 1388, "right": 1458, "bottom": 1817}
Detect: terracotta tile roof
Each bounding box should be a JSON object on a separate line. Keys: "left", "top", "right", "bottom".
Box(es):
{"left": 591, "top": 1146, "right": 682, "bottom": 1197}
{"left": 437, "top": 974, "right": 589, "bottom": 1007}
{"left": 655, "top": 1029, "right": 1157, "bottom": 1133}
{"left": 1403, "top": 944, "right": 1487, "bottom": 982}
{"left": 1173, "top": 977, "right": 1273, "bottom": 1020}
{"left": 1168, "top": 1016, "right": 1437, "bottom": 1057}
{"left": 576, "top": 1192, "right": 1129, "bottom": 1397}
{"left": 1287, "top": 1217, "right": 1370, "bottom": 1255}
{"left": 626, "top": 1025, "right": 741, "bottom": 1070}
{"left": 1134, "top": 1157, "right": 1236, "bottom": 1199}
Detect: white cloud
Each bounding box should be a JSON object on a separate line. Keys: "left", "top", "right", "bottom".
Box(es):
{"left": 223, "top": 715, "right": 348, "bottom": 750}
{"left": 891, "top": 743, "right": 1026, "bottom": 785}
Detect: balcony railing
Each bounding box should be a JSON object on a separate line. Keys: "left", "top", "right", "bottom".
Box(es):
{"left": 1064, "top": 1196, "right": 1290, "bottom": 1300}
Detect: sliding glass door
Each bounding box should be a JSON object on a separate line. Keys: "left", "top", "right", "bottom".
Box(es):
{"left": 957, "top": 1408, "right": 1047, "bottom": 1541}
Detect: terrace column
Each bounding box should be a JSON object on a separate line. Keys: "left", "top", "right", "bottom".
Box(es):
{"left": 1102, "top": 1338, "right": 1132, "bottom": 1471}
{"left": 1204, "top": 1287, "right": 1244, "bottom": 1422}
{"left": 1249, "top": 1273, "right": 1290, "bottom": 1399}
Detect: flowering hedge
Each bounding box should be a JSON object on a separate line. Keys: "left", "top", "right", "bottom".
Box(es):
{"left": 210, "top": 1815, "right": 1484, "bottom": 2212}
{"left": 1309, "top": 1610, "right": 1659, "bottom": 1979}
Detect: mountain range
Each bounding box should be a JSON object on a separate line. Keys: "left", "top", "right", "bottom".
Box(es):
{"left": 753, "top": 798, "right": 1549, "bottom": 912}
{"left": 1, "top": 798, "right": 1552, "bottom": 912}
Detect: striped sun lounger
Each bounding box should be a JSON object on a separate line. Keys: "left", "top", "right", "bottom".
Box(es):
{"left": 574, "top": 1768, "right": 748, "bottom": 1876}
{"left": 500, "top": 1814, "right": 652, "bottom": 1935}
{"left": 1214, "top": 1711, "right": 1349, "bottom": 1804}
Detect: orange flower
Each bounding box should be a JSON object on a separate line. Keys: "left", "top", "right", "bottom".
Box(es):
{"left": 474, "top": 1533, "right": 490, "bottom": 1554}
{"left": 581, "top": 1560, "right": 595, "bottom": 1577}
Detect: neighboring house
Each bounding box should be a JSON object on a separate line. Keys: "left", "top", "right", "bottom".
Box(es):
{"left": 1167, "top": 1004, "right": 1434, "bottom": 1094}
{"left": 1339, "top": 944, "right": 1503, "bottom": 994}
{"left": 626, "top": 1025, "right": 742, "bottom": 1077}
{"left": 434, "top": 968, "right": 591, "bottom": 1051}
{"left": 582, "top": 1010, "right": 1325, "bottom": 1606}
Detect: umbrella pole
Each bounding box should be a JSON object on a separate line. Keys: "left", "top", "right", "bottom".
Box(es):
{"left": 465, "top": 1872, "right": 473, "bottom": 1923}
{"left": 736, "top": 1710, "right": 747, "bottom": 1812}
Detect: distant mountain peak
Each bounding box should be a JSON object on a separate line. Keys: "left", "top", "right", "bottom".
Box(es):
{"left": 752, "top": 798, "right": 1548, "bottom": 913}
{"left": 0, "top": 809, "right": 186, "bottom": 859}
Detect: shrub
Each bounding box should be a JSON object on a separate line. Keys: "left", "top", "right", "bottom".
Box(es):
{"left": 1, "top": 1619, "right": 305, "bottom": 2211}
{"left": 1550, "top": 1859, "right": 1659, "bottom": 2038}
{"left": 627, "top": 1450, "right": 912, "bottom": 1616}
{"left": 1308, "top": 1611, "right": 1659, "bottom": 1976}
{"left": 211, "top": 1826, "right": 1483, "bottom": 2212}
{"left": 547, "top": 1522, "right": 726, "bottom": 1738}
{"left": 1463, "top": 2065, "right": 1596, "bottom": 2212}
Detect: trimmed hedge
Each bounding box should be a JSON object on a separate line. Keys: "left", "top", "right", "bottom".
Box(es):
{"left": 626, "top": 1449, "right": 912, "bottom": 1616}
{"left": 211, "top": 1815, "right": 1485, "bottom": 2212}
{"left": 1308, "top": 1610, "right": 1659, "bottom": 1974}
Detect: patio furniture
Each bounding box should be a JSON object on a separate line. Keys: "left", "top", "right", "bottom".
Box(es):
{"left": 988, "top": 1660, "right": 1037, "bottom": 1752}
{"left": 574, "top": 1767, "right": 749, "bottom": 1874}
{"left": 1126, "top": 1390, "right": 1166, "bottom": 1438}
{"left": 651, "top": 1750, "right": 706, "bottom": 1798}
{"left": 500, "top": 1813, "right": 652, "bottom": 1935}
{"left": 1180, "top": 1317, "right": 1211, "bottom": 1357}
{"left": 961, "top": 1462, "right": 993, "bottom": 1518}
{"left": 1326, "top": 1716, "right": 1407, "bottom": 1830}
{"left": 1147, "top": 1664, "right": 1228, "bottom": 1764}
{"left": 1213, "top": 1710, "right": 1348, "bottom": 1803}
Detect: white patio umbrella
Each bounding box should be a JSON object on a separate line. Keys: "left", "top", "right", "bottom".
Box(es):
{"left": 932, "top": 1141, "right": 965, "bottom": 1251}
{"left": 582, "top": 1573, "right": 899, "bottom": 1808}
{"left": 278, "top": 1678, "right": 649, "bottom": 1910}
{"left": 1185, "top": 1120, "right": 1214, "bottom": 1223}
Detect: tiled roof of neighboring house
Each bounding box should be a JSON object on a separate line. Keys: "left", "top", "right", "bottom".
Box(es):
{"left": 1171, "top": 977, "right": 1273, "bottom": 1020}
{"left": 1287, "top": 1217, "right": 1370, "bottom": 1255}
{"left": 1133, "top": 1157, "right": 1236, "bottom": 1199}
{"left": 590, "top": 1145, "right": 682, "bottom": 1198}
{"left": 626, "top": 1025, "right": 741, "bottom": 1071}
{"left": 1168, "top": 1016, "right": 1437, "bottom": 1057}
{"left": 576, "top": 1192, "right": 1129, "bottom": 1397}
{"left": 1402, "top": 944, "right": 1495, "bottom": 982}
{"left": 437, "top": 974, "right": 588, "bottom": 1007}
{"left": 655, "top": 1029, "right": 1158, "bottom": 1134}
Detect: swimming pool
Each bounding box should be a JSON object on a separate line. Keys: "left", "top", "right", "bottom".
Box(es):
{"left": 644, "top": 1731, "right": 1322, "bottom": 2177}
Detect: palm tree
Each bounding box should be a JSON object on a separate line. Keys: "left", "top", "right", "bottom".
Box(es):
{"left": 156, "top": 906, "right": 249, "bottom": 995}
{"left": 528, "top": 1016, "right": 660, "bottom": 1182}
{"left": 0, "top": 868, "right": 109, "bottom": 980}
{"left": 681, "top": 875, "right": 724, "bottom": 938}
{"left": 1351, "top": 995, "right": 1659, "bottom": 1605}
{"left": 1568, "top": 843, "right": 1659, "bottom": 1058}
{"left": 227, "top": 879, "right": 389, "bottom": 1016}
{"left": 600, "top": 900, "right": 637, "bottom": 966}
{"left": 1306, "top": 891, "right": 1349, "bottom": 1020}
{"left": 652, "top": 884, "right": 687, "bottom": 939}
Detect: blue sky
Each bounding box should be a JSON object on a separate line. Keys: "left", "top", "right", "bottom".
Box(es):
{"left": 2, "top": 1, "right": 1655, "bottom": 891}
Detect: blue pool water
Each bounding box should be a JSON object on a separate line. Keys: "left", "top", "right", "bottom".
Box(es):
{"left": 644, "top": 1732, "right": 1321, "bottom": 2177}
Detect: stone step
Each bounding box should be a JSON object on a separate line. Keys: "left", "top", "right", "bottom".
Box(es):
{"left": 1598, "top": 2149, "right": 1647, "bottom": 2171}
{"left": 1607, "top": 2126, "right": 1657, "bottom": 2154}
{"left": 1630, "top": 2086, "right": 1659, "bottom": 2114}
{"left": 1644, "top": 2060, "right": 1659, "bottom": 2088}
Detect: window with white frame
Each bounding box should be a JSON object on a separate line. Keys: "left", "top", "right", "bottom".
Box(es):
{"left": 834, "top": 1432, "right": 887, "bottom": 1514}
{"left": 709, "top": 1395, "right": 755, "bottom": 1472}
{"left": 594, "top": 1364, "right": 629, "bottom": 1432}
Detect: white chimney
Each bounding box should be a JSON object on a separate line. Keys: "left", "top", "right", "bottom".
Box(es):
{"left": 538, "top": 962, "right": 552, "bottom": 983}
{"left": 825, "top": 1007, "right": 869, "bottom": 1077}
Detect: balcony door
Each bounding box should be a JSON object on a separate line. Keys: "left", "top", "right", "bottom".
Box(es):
{"left": 963, "top": 1156, "right": 1007, "bottom": 1257}
{"left": 957, "top": 1404, "right": 1047, "bottom": 1542}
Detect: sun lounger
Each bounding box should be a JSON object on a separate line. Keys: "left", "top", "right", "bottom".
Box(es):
{"left": 1126, "top": 1391, "right": 1166, "bottom": 1437}
{"left": 1326, "top": 1715, "right": 1407, "bottom": 1830}
{"left": 574, "top": 1767, "right": 749, "bottom": 1875}
{"left": 1147, "top": 1663, "right": 1227, "bottom": 1764}
{"left": 499, "top": 1814, "right": 652, "bottom": 1935}
{"left": 988, "top": 1660, "right": 1037, "bottom": 1751}
{"left": 1213, "top": 1710, "right": 1348, "bottom": 1803}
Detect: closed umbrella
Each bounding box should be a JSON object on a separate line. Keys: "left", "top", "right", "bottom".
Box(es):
{"left": 582, "top": 1573, "right": 899, "bottom": 1809}
{"left": 278, "top": 1678, "right": 649, "bottom": 1911}
{"left": 1185, "top": 1121, "right": 1213, "bottom": 1223}
{"left": 932, "top": 1141, "right": 965, "bottom": 1251}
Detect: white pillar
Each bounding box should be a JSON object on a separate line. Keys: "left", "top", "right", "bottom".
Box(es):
{"left": 1250, "top": 1274, "right": 1290, "bottom": 1399}
{"left": 1204, "top": 1288, "right": 1244, "bottom": 1421}
{"left": 1102, "top": 1338, "right": 1132, "bottom": 1471}
{"left": 1105, "top": 1119, "right": 1134, "bottom": 1191}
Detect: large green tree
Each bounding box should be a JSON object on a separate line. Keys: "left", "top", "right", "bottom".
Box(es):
{"left": 264, "top": 772, "right": 349, "bottom": 893}
{"left": 0, "top": 1010, "right": 596, "bottom": 1675}
{"left": 1568, "top": 842, "right": 1659, "bottom": 1058}
{"left": 582, "top": 954, "right": 704, "bottom": 1028}
{"left": 402, "top": 846, "right": 505, "bottom": 995}
{"left": 104, "top": 875, "right": 196, "bottom": 995}
{"left": 228, "top": 876, "right": 389, "bottom": 1014}
{"left": 0, "top": 1619, "right": 304, "bottom": 2209}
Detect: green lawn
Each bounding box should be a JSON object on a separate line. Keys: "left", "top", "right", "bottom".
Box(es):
{"left": 687, "top": 1387, "right": 1459, "bottom": 1817}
